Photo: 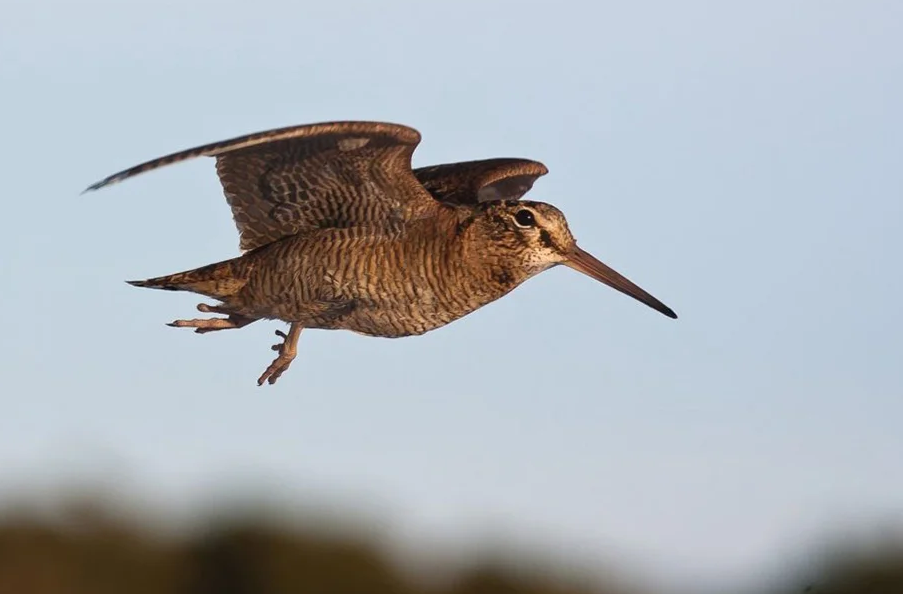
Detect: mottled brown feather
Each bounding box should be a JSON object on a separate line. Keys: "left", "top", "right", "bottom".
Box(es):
{"left": 414, "top": 158, "right": 548, "bottom": 205}
{"left": 84, "top": 122, "right": 550, "bottom": 252}
{"left": 85, "top": 121, "right": 437, "bottom": 251}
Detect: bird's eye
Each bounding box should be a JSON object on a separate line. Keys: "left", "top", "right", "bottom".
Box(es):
{"left": 514, "top": 209, "right": 536, "bottom": 227}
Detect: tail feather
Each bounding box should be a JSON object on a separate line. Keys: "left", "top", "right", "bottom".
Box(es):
{"left": 127, "top": 258, "right": 250, "bottom": 299}
{"left": 127, "top": 278, "right": 181, "bottom": 291}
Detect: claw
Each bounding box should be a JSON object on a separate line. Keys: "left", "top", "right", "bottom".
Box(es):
{"left": 197, "top": 303, "right": 232, "bottom": 314}
{"left": 257, "top": 323, "right": 303, "bottom": 386}
{"left": 271, "top": 330, "right": 288, "bottom": 351}
{"left": 166, "top": 309, "right": 258, "bottom": 334}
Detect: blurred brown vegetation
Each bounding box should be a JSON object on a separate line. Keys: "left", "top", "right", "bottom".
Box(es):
{"left": 0, "top": 497, "right": 901, "bottom": 594}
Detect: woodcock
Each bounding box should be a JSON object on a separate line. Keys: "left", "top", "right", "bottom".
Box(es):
{"left": 85, "top": 121, "right": 677, "bottom": 386}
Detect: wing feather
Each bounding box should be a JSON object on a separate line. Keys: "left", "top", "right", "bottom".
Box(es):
{"left": 84, "top": 121, "right": 435, "bottom": 251}
{"left": 413, "top": 158, "right": 548, "bottom": 205}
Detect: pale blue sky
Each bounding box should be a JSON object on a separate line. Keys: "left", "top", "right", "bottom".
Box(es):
{"left": 1, "top": 0, "right": 902, "bottom": 590}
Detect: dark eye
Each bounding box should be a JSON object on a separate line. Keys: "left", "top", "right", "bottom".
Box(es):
{"left": 514, "top": 209, "right": 536, "bottom": 227}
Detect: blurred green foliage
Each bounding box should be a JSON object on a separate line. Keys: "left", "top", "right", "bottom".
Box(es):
{"left": 0, "top": 497, "right": 901, "bottom": 594}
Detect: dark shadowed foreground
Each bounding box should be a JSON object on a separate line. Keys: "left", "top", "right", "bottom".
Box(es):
{"left": 0, "top": 495, "right": 901, "bottom": 594}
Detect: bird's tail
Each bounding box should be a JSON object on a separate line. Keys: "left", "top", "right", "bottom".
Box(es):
{"left": 127, "top": 257, "right": 252, "bottom": 299}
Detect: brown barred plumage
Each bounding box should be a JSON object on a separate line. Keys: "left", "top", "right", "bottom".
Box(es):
{"left": 85, "top": 121, "right": 676, "bottom": 385}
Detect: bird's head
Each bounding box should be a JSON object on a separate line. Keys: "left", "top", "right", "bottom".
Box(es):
{"left": 473, "top": 200, "right": 677, "bottom": 319}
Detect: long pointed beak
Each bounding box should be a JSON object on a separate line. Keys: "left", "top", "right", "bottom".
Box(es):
{"left": 564, "top": 246, "right": 677, "bottom": 319}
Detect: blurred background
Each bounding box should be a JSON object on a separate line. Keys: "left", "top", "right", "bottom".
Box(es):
{"left": 1, "top": 0, "right": 902, "bottom": 592}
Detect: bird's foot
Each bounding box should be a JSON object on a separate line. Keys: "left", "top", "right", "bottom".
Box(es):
{"left": 167, "top": 304, "right": 256, "bottom": 334}
{"left": 257, "top": 324, "right": 303, "bottom": 386}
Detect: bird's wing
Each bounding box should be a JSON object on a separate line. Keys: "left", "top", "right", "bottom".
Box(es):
{"left": 84, "top": 121, "right": 438, "bottom": 251}
{"left": 413, "top": 158, "right": 548, "bottom": 205}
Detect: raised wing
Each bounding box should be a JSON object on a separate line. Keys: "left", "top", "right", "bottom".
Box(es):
{"left": 413, "top": 158, "right": 548, "bottom": 205}
{"left": 84, "top": 121, "right": 438, "bottom": 251}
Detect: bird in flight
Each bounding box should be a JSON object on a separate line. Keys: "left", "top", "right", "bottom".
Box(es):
{"left": 85, "top": 121, "right": 676, "bottom": 385}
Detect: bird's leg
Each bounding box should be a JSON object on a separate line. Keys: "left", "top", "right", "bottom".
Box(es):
{"left": 257, "top": 323, "right": 303, "bottom": 386}
{"left": 167, "top": 303, "right": 258, "bottom": 334}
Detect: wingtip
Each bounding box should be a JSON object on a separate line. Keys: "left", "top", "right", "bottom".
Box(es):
{"left": 81, "top": 179, "right": 108, "bottom": 194}
{"left": 82, "top": 172, "right": 125, "bottom": 194}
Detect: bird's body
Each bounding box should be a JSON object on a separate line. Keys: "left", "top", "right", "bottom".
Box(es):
{"left": 86, "top": 121, "right": 676, "bottom": 385}
{"left": 133, "top": 200, "right": 564, "bottom": 337}
{"left": 147, "top": 211, "right": 509, "bottom": 337}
